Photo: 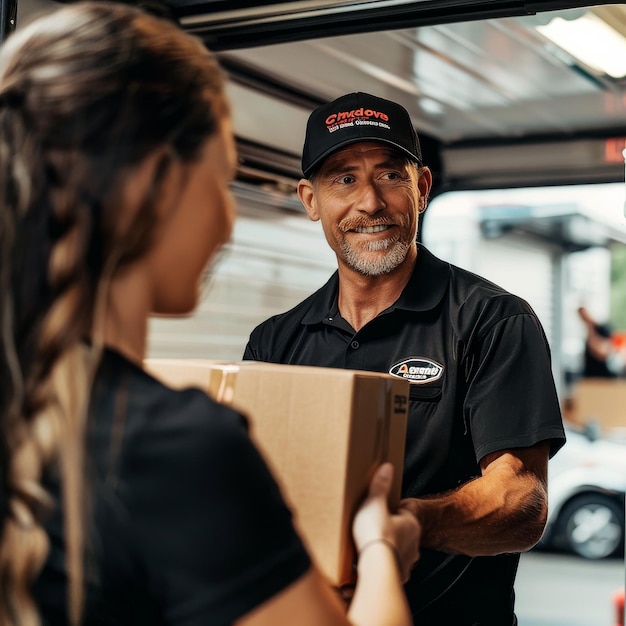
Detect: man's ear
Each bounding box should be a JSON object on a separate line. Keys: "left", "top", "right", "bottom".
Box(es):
{"left": 417, "top": 167, "right": 433, "bottom": 213}
{"left": 297, "top": 178, "right": 319, "bottom": 222}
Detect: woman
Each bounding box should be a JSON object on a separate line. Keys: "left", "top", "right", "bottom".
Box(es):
{"left": 0, "top": 3, "right": 420, "bottom": 625}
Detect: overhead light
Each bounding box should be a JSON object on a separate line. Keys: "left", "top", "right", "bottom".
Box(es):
{"left": 536, "top": 13, "right": 626, "bottom": 79}
{"left": 418, "top": 97, "right": 444, "bottom": 116}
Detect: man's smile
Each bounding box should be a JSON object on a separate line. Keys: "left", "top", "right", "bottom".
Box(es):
{"left": 351, "top": 224, "right": 393, "bottom": 234}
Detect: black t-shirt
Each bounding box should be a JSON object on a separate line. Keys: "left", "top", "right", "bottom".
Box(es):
{"left": 244, "top": 244, "right": 566, "bottom": 626}
{"left": 34, "top": 348, "right": 311, "bottom": 625}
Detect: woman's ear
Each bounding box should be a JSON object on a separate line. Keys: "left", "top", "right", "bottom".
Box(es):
{"left": 297, "top": 178, "right": 319, "bottom": 222}
{"left": 117, "top": 148, "right": 184, "bottom": 238}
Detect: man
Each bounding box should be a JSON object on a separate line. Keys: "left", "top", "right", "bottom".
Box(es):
{"left": 243, "top": 92, "right": 566, "bottom": 625}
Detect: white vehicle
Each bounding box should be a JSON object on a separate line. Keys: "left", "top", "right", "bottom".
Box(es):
{"left": 540, "top": 424, "right": 626, "bottom": 559}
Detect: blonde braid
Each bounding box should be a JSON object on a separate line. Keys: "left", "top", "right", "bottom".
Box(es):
{"left": 27, "top": 150, "right": 98, "bottom": 626}
{"left": 0, "top": 110, "right": 96, "bottom": 625}
{"left": 0, "top": 102, "right": 50, "bottom": 626}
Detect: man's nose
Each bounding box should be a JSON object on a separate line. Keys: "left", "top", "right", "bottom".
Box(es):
{"left": 357, "top": 181, "right": 385, "bottom": 214}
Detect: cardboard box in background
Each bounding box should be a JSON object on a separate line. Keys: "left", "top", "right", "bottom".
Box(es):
{"left": 145, "top": 359, "right": 409, "bottom": 586}
{"left": 567, "top": 378, "right": 626, "bottom": 433}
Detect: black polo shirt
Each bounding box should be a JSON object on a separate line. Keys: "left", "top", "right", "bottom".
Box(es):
{"left": 243, "top": 244, "right": 565, "bottom": 625}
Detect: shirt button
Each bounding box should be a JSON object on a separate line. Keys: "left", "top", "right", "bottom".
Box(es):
{"left": 350, "top": 340, "right": 359, "bottom": 349}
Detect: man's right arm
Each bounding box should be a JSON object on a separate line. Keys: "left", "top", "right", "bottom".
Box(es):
{"left": 242, "top": 320, "right": 268, "bottom": 361}
{"left": 242, "top": 341, "right": 257, "bottom": 361}
{"left": 400, "top": 442, "right": 550, "bottom": 557}
{"left": 242, "top": 316, "right": 287, "bottom": 362}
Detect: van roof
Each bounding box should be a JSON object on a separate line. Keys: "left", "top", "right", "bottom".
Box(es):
{"left": 13, "top": 0, "right": 626, "bottom": 194}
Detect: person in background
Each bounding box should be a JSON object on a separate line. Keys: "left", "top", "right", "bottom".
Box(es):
{"left": 0, "top": 8, "right": 420, "bottom": 626}
{"left": 577, "top": 306, "right": 625, "bottom": 378}
{"left": 244, "top": 91, "right": 566, "bottom": 625}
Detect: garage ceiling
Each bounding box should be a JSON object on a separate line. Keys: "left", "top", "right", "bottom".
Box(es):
{"left": 16, "top": 0, "right": 626, "bottom": 194}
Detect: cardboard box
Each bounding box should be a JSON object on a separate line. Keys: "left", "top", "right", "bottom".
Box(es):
{"left": 145, "top": 358, "right": 409, "bottom": 586}
{"left": 568, "top": 378, "right": 626, "bottom": 432}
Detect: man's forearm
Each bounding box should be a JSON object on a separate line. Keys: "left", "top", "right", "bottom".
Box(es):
{"left": 401, "top": 448, "right": 549, "bottom": 557}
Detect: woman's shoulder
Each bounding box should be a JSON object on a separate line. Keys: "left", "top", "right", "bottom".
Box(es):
{"left": 91, "top": 349, "right": 252, "bottom": 467}
{"left": 84, "top": 351, "right": 311, "bottom": 624}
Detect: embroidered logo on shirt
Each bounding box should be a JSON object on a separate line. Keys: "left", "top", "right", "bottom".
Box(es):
{"left": 389, "top": 357, "right": 444, "bottom": 384}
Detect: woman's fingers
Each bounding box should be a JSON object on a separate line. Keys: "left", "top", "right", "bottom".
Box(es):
{"left": 353, "top": 463, "right": 422, "bottom": 582}
{"left": 367, "top": 462, "right": 393, "bottom": 499}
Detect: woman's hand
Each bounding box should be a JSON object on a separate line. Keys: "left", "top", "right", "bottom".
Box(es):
{"left": 352, "top": 463, "right": 421, "bottom": 583}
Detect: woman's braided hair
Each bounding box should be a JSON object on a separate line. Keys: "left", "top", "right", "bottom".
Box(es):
{"left": 0, "top": 3, "right": 228, "bottom": 623}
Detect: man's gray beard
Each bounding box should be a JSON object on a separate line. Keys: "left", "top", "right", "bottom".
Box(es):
{"left": 340, "top": 238, "right": 410, "bottom": 276}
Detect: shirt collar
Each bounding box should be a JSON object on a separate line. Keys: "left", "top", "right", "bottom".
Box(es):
{"left": 301, "top": 272, "right": 340, "bottom": 325}
{"left": 394, "top": 244, "right": 449, "bottom": 312}
{"left": 300, "top": 244, "right": 449, "bottom": 324}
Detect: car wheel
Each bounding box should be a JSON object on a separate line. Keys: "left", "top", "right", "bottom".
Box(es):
{"left": 557, "top": 494, "right": 625, "bottom": 559}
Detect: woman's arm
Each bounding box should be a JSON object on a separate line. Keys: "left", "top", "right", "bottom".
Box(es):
{"left": 348, "top": 463, "right": 418, "bottom": 626}
{"left": 236, "top": 464, "right": 420, "bottom": 626}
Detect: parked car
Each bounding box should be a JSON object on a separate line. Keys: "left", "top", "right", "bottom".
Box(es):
{"left": 538, "top": 424, "right": 626, "bottom": 559}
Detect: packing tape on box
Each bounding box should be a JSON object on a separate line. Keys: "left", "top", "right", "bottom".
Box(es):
{"left": 215, "top": 366, "right": 239, "bottom": 404}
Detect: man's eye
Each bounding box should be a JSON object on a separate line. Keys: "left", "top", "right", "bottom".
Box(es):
{"left": 338, "top": 175, "right": 355, "bottom": 184}
{"left": 383, "top": 172, "right": 401, "bottom": 180}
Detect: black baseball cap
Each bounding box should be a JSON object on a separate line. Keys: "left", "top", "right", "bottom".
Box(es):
{"left": 301, "top": 92, "right": 422, "bottom": 178}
